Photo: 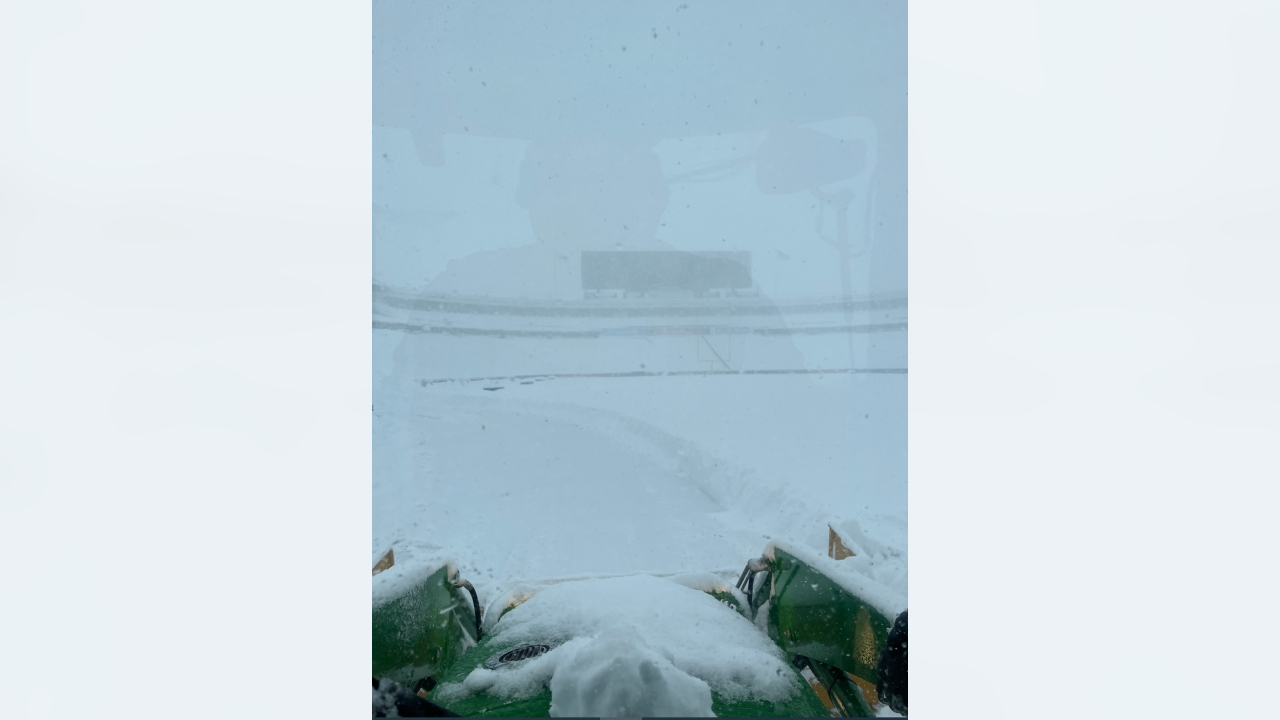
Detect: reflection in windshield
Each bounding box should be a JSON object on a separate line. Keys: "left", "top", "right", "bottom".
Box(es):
{"left": 373, "top": 1, "right": 906, "bottom": 703}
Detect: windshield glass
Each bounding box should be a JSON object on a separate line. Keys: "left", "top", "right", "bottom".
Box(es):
{"left": 373, "top": 0, "right": 906, "bottom": 614}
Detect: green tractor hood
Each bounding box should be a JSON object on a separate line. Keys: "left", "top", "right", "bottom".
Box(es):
{"left": 372, "top": 544, "right": 905, "bottom": 717}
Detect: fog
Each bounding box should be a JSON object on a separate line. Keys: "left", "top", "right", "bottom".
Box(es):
{"left": 373, "top": 0, "right": 907, "bottom": 601}
{"left": 374, "top": 0, "right": 905, "bottom": 301}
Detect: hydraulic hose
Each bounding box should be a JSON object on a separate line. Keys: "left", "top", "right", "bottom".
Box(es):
{"left": 451, "top": 579, "right": 483, "bottom": 643}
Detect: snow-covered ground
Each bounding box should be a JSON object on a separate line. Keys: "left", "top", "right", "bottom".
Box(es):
{"left": 373, "top": 318, "right": 906, "bottom": 614}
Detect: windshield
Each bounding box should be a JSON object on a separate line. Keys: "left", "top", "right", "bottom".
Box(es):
{"left": 373, "top": 0, "right": 906, "bottom": 613}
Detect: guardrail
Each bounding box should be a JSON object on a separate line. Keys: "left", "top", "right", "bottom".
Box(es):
{"left": 373, "top": 285, "right": 907, "bottom": 319}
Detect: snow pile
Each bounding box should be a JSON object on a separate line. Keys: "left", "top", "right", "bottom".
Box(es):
{"left": 438, "top": 638, "right": 584, "bottom": 703}
{"left": 549, "top": 625, "right": 715, "bottom": 717}
{"left": 666, "top": 571, "right": 746, "bottom": 605}
{"left": 434, "top": 574, "right": 801, "bottom": 708}
{"left": 482, "top": 584, "right": 544, "bottom": 634}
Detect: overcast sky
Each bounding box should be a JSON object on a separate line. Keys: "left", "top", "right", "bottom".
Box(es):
{"left": 373, "top": 1, "right": 906, "bottom": 300}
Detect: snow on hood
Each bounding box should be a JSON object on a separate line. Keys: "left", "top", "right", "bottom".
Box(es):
{"left": 665, "top": 571, "right": 747, "bottom": 603}
{"left": 434, "top": 574, "right": 802, "bottom": 708}
{"left": 549, "top": 625, "right": 716, "bottom": 717}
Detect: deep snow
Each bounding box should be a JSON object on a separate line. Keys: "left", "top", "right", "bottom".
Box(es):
{"left": 373, "top": 348, "right": 907, "bottom": 613}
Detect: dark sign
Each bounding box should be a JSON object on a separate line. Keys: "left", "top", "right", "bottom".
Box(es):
{"left": 581, "top": 251, "right": 752, "bottom": 294}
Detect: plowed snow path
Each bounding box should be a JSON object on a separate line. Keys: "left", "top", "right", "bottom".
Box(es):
{"left": 373, "top": 373, "right": 906, "bottom": 610}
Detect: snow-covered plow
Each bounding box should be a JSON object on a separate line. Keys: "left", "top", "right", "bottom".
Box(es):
{"left": 372, "top": 543, "right": 906, "bottom": 717}
{"left": 738, "top": 543, "right": 906, "bottom": 717}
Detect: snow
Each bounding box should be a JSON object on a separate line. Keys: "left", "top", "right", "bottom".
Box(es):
{"left": 373, "top": 367, "right": 907, "bottom": 616}
{"left": 372, "top": 11, "right": 907, "bottom": 711}
{"left": 826, "top": 518, "right": 909, "bottom": 595}
{"left": 666, "top": 571, "right": 747, "bottom": 604}
{"left": 763, "top": 540, "right": 907, "bottom": 621}
{"left": 373, "top": 311, "right": 908, "bottom": 715}
{"left": 372, "top": 22, "right": 907, "bottom": 621}
{"left": 438, "top": 639, "right": 576, "bottom": 705}
{"left": 371, "top": 546, "right": 454, "bottom": 609}
{"left": 373, "top": 283, "right": 907, "bottom": 714}
{"left": 433, "top": 574, "right": 802, "bottom": 709}
{"left": 549, "top": 625, "right": 715, "bottom": 717}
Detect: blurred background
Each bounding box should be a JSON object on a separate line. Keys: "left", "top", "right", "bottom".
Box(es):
{"left": 2, "top": 1, "right": 1280, "bottom": 717}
